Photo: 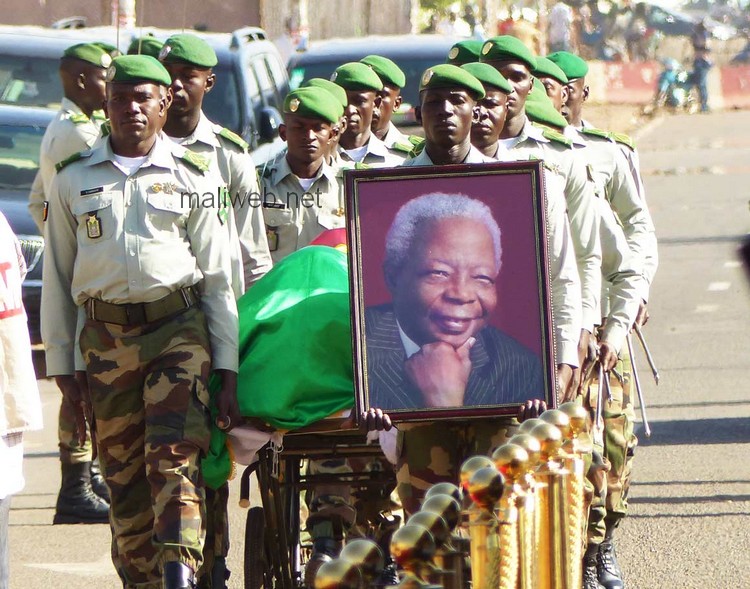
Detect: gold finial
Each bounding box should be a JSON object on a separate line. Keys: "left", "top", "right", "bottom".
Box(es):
{"left": 540, "top": 409, "right": 572, "bottom": 439}
{"left": 559, "top": 401, "right": 588, "bottom": 437}
{"left": 508, "top": 433, "right": 542, "bottom": 469}
{"left": 391, "top": 524, "right": 436, "bottom": 570}
{"left": 517, "top": 417, "right": 544, "bottom": 434}
{"left": 492, "top": 443, "right": 530, "bottom": 484}
{"left": 424, "top": 482, "right": 461, "bottom": 503}
{"left": 530, "top": 422, "right": 564, "bottom": 462}
{"left": 314, "top": 559, "right": 361, "bottom": 589}
{"left": 459, "top": 455, "right": 494, "bottom": 492}
{"left": 409, "top": 511, "right": 450, "bottom": 548}
{"left": 421, "top": 494, "right": 461, "bottom": 531}
{"left": 339, "top": 539, "right": 384, "bottom": 582}
{"left": 468, "top": 466, "right": 504, "bottom": 511}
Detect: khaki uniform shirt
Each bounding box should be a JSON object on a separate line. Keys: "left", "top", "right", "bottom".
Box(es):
{"left": 29, "top": 98, "right": 105, "bottom": 232}
{"left": 166, "top": 112, "right": 273, "bottom": 292}
{"left": 258, "top": 150, "right": 346, "bottom": 263}
{"left": 566, "top": 126, "right": 657, "bottom": 304}
{"left": 505, "top": 118, "right": 602, "bottom": 334}
{"left": 338, "top": 133, "right": 407, "bottom": 167}
{"left": 42, "top": 135, "right": 238, "bottom": 375}
{"left": 404, "top": 144, "right": 583, "bottom": 367}
{"left": 581, "top": 119, "right": 658, "bottom": 298}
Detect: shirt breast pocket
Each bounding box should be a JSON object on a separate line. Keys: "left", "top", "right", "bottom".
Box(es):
{"left": 72, "top": 193, "right": 116, "bottom": 244}
{"left": 316, "top": 211, "right": 345, "bottom": 231}
{"left": 146, "top": 193, "right": 189, "bottom": 233}
{"left": 263, "top": 206, "right": 294, "bottom": 228}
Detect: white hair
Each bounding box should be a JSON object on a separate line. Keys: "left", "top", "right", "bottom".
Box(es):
{"left": 383, "top": 192, "right": 502, "bottom": 280}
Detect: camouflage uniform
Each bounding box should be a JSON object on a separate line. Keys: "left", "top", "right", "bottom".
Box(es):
{"left": 41, "top": 135, "right": 238, "bottom": 586}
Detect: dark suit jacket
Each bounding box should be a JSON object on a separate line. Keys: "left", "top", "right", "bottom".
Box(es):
{"left": 365, "top": 304, "right": 545, "bottom": 411}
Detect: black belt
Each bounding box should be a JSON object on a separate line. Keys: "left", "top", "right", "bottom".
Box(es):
{"left": 86, "top": 287, "right": 198, "bottom": 326}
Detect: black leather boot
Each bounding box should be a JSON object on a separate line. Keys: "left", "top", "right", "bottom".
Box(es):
{"left": 597, "top": 526, "right": 624, "bottom": 589}
{"left": 53, "top": 461, "right": 110, "bottom": 524}
{"left": 304, "top": 538, "right": 342, "bottom": 588}
{"left": 89, "top": 460, "right": 110, "bottom": 502}
{"left": 583, "top": 544, "right": 605, "bottom": 589}
{"left": 163, "top": 561, "right": 196, "bottom": 589}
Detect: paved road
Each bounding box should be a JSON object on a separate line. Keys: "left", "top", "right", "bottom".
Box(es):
{"left": 8, "top": 110, "right": 750, "bottom": 589}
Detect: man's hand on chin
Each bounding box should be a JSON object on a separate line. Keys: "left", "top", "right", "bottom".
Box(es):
{"left": 405, "top": 337, "right": 475, "bottom": 407}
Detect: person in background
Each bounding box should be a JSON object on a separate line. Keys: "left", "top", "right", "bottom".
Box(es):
{"left": 0, "top": 211, "right": 44, "bottom": 589}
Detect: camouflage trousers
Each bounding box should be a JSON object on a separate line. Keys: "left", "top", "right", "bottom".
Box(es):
{"left": 58, "top": 393, "right": 92, "bottom": 464}
{"left": 582, "top": 343, "right": 638, "bottom": 545}
{"left": 396, "top": 420, "right": 517, "bottom": 516}
{"left": 80, "top": 307, "right": 212, "bottom": 588}
{"left": 196, "top": 483, "right": 230, "bottom": 588}
{"left": 305, "top": 457, "right": 397, "bottom": 544}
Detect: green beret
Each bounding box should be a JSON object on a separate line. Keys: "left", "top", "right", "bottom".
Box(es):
{"left": 62, "top": 43, "right": 112, "bottom": 68}
{"left": 446, "top": 40, "right": 483, "bottom": 65}
{"left": 302, "top": 78, "right": 348, "bottom": 109}
{"left": 533, "top": 56, "right": 569, "bottom": 85}
{"left": 283, "top": 87, "right": 344, "bottom": 124}
{"left": 331, "top": 62, "right": 383, "bottom": 92}
{"left": 128, "top": 36, "right": 164, "bottom": 59}
{"left": 92, "top": 42, "right": 121, "bottom": 57}
{"left": 360, "top": 55, "right": 406, "bottom": 89}
{"left": 159, "top": 33, "right": 217, "bottom": 68}
{"left": 479, "top": 36, "right": 537, "bottom": 70}
{"left": 525, "top": 79, "right": 568, "bottom": 130}
{"left": 460, "top": 62, "right": 512, "bottom": 94}
{"left": 547, "top": 51, "right": 589, "bottom": 81}
{"left": 419, "top": 64, "right": 485, "bottom": 99}
{"left": 105, "top": 55, "right": 172, "bottom": 86}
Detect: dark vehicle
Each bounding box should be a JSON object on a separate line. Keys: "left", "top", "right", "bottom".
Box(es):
{"left": 287, "top": 34, "right": 459, "bottom": 125}
{"left": 0, "top": 25, "right": 288, "bottom": 162}
{"left": 641, "top": 2, "right": 737, "bottom": 40}
{"left": 0, "top": 104, "right": 54, "bottom": 344}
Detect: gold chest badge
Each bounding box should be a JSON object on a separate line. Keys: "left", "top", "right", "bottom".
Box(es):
{"left": 86, "top": 213, "right": 102, "bottom": 239}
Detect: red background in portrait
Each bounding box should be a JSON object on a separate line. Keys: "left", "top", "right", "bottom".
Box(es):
{"left": 355, "top": 171, "right": 546, "bottom": 358}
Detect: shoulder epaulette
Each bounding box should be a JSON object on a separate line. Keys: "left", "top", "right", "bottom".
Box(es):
{"left": 55, "top": 151, "right": 89, "bottom": 172}
{"left": 580, "top": 127, "right": 612, "bottom": 141}
{"left": 610, "top": 132, "right": 635, "bottom": 150}
{"left": 390, "top": 141, "right": 415, "bottom": 155}
{"left": 69, "top": 113, "right": 90, "bottom": 125}
{"left": 179, "top": 149, "right": 210, "bottom": 173}
{"left": 354, "top": 162, "right": 371, "bottom": 170}
{"left": 218, "top": 127, "right": 249, "bottom": 152}
{"left": 91, "top": 110, "right": 107, "bottom": 122}
{"left": 408, "top": 135, "right": 425, "bottom": 148}
{"left": 541, "top": 127, "right": 572, "bottom": 148}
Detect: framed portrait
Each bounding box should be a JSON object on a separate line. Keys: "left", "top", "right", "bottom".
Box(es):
{"left": 345, "top": 162, "right": 557, "bottom": 423}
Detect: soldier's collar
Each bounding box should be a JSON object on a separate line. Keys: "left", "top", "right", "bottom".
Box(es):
{"left": 60, "top": 96, "right": 87, "bottom": 117}
{"left": 91, "top": 134, "right": 178, "bottom": 171}
{"left": 522, "top": 117, "right": 550, "bottom": 143}
{"left": 274, "top": 150, "right": 333, "bottom": 186}
{"left": 364, "top": 133, "right": 391, "bottom": 158}
{"left": 562, "top": 125, "right": 587, "bottom": 148}
{"left": 166, "top": 112, "right": 221, "bottom": 149}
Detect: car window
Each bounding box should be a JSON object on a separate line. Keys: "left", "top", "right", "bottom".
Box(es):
{"left": 252, "top": 57, "right": 273, "bottom": 92}
{"left": 202, "top": 63, "right": 241, "bottom": 134}
{"left": 0, "top": 55, "right": 61, "bottom": 108}
{"left": 0, "top": 123, "right": 45, "bottom": 190}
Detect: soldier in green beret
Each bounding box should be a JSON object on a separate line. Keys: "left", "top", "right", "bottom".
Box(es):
{"left": 331, "top": 62, "right": 403, "bottom": 167}
{"left": 446, "top": 39, "right": 484, "bottom": 65}
{"left": 128, "top": 35, "right": 164, "bottom": 59}
{"left": 301, "top": 78, "right": 349, "bottom": 163}
{"left": 27, "top": 41, "right": 113, "bottom": 526}
{"left": 359, "top": 55, "right": 416, "bottom": 157}
{"left": 158, "top": 32, "right": 271, "bottom": 589}
{"left": 460, "top": 62, "right": 512, "bottom": 158}
{"left": 42, "top": 54, "right": 239, "bottom": 589}
{"left": 481, "top": 36, "right": 602, "bottom": 397}
{"left": 533, "top": 55, "right": 570, "bottom": 113}
{"left": 549, "top": 50, "right": 658, "bottom": 589}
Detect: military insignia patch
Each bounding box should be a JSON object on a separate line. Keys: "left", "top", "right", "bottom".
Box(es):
{"left": 448, "top": 47, "right": 459, "bottom": 60}
{"left": 86, "top": 213, "right": 102, "bottom": 239}
{"left": 330, "top": 71, "right": 338, "bottom": 82}
{"left": 101, "top": 53, "right": 112, "bottom": 68}
{"left": 289, "top": 98, "right": 300, "bottom": 113}
{"left": 158, "top": 44, "right": 172, "bottom": 61}
{"left": 482, "top": 42, "right": 492, "bottom": 55}
{"left": 105, "top": 65, "right": 116, "bottom": 82}
{"left": 43, "top": 201, "right": 49, "bottom": 222}
{"left": 421, "top": 69, "right": 434, "bottom": 85}
{"left": 266, "top": 226, "right": 278, "bottom": 251}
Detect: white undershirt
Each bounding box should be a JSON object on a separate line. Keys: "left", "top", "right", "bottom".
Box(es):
{"left": 166, "top": 134, "right": 189, "bottom": 146}
{"left": 342, "top": 144, "right": 369, "bottom": 163}
{"left": 112, "top": 154, "right": 148, "bottom": 176}
{"left": 497, "top": 137, "right": 520, "bottom": 151}
{"left": 297, "top": 176, "right": 316, "bottom": 192}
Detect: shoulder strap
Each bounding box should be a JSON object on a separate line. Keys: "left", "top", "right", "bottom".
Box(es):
{"left": 579, "top": 126, "right": 612, "bottom": 141}
{"left": 69, "top": 113, "right": 90, "bottom": 125}
{"left": 390, "top": 141, "right": 415, "bottom": 155}
{"left": 179, "top": 149, "right": 210, "bottom": 173}
{"left": 610, "top": 131, "right": 636, "bottom": 150}
{"left": 55, "top": 151, "right": 89, "bottom": 172}
{"left": 541, "top": 127, "right": 572, "bottom": 148}
{"left": 218, "top": 127, "right": 249, "bottom": 152}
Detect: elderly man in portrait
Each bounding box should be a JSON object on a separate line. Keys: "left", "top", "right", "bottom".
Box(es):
{"left": 365, "top": 192, "right": 545, "bottom": 411}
